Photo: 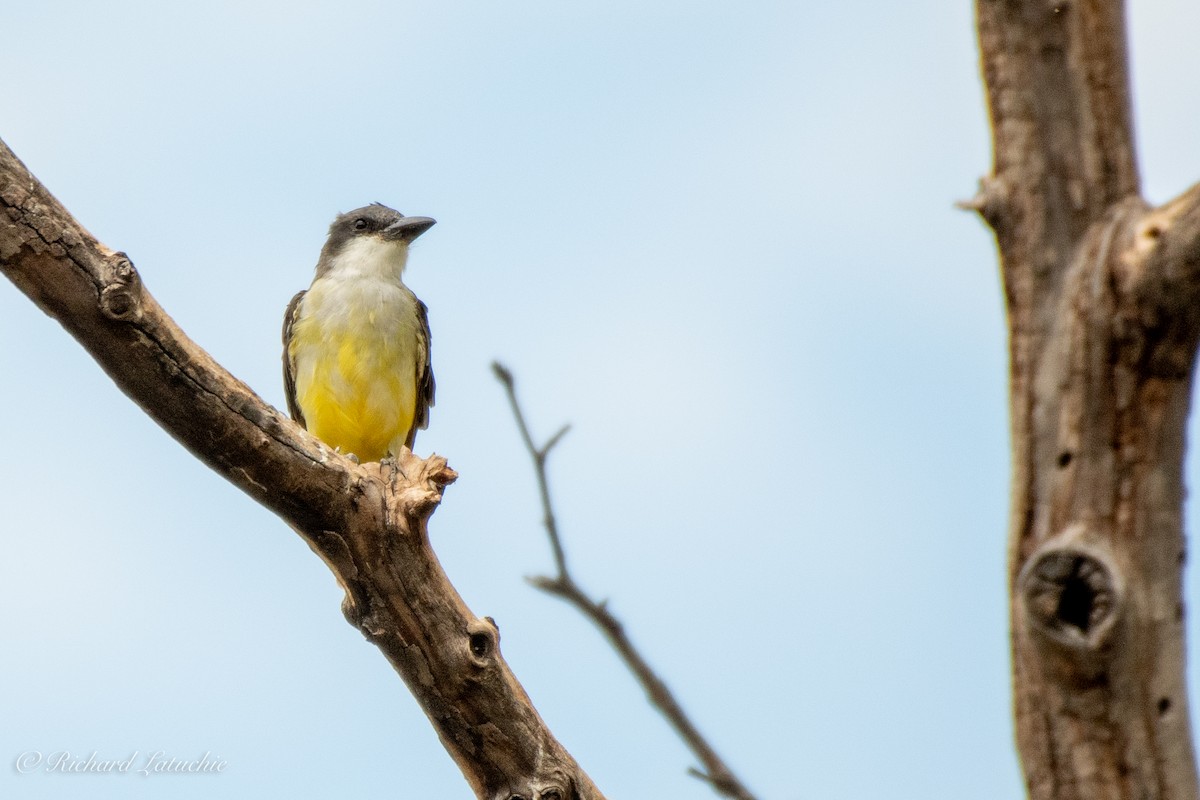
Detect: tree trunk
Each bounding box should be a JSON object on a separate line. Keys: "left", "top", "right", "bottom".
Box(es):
{"left": 972, "top": 1, "right": 1200, "bottom": 796}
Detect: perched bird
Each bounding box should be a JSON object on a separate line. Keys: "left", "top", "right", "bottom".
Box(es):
{"left": 282, "top": 203, "right": 436, "bottom": 462}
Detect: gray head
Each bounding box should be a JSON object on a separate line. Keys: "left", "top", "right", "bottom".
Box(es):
{"left": 316, "top": 202, "right": 436, "bottom": 277}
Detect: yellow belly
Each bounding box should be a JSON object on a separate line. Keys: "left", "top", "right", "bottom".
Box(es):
{"left": 289, "top": 285, "right": 420, "bottom": 462}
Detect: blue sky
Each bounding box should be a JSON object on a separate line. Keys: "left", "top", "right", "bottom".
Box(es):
{"left": 2, "top": 2, "right": 1199, "bottom": 798}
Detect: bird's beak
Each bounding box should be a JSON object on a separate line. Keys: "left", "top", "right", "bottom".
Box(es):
{"left": 384, "top": 216, "right": 437, "bottom": 242}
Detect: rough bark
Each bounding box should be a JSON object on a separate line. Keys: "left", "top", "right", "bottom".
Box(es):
{"left": 0, "top": 137, "right": 603, "bottom": 800}
{"left": 972, "top": 1, "right": 1200, "bottom": 797}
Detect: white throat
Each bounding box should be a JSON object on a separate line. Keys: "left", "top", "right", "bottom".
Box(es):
{"left": 327, "top": 236, "right": 410, "bottom": 282}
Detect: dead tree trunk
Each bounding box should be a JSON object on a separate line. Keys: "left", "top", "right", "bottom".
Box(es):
{"left": 971, "top": 1, "right": 1200, "bottom": 797}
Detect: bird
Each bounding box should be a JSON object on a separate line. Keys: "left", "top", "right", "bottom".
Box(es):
{"left": 282, "top": 203, "right": 436, "bottom": 463}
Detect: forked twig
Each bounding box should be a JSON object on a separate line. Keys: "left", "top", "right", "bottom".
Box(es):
{"left": 492, "top": 362, "right": 758, "bottom": 800}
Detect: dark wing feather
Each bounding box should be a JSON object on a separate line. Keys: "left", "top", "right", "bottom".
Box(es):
{"left": 406, "top": 297, "right": 436, "bottom": 449}
{"left": 281, "top": 290, "right": 308, "bottom": 428}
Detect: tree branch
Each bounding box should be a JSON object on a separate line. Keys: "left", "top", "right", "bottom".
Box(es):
{"left": 973, "top": 0, "right": 1141, "bottom": 373}
{"left": 972, "top": 2, "right": 1200, "bottom": 797}
{"left": 492, "top": 362, "right": 757, "bottom": 800}
{"left": 0, "top": 137, "right": 604, "bottom": 800}
{"left": 1129, "top": 180, "right": 1200, "bottom": 328}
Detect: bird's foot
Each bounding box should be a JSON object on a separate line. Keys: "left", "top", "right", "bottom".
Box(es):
{"left": 380, "top": 447, "right": 418, "bottom": 478}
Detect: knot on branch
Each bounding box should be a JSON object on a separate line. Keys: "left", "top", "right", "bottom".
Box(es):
{"left": 957, "top": 175, "right": 1011, "bottom": 229}
{"left": 98, "top": 251, "right": 143, "bottom": 322}
{"left": 494, "top": 775, "right": 573, "bottom": 800}
{"left": 1019, "top": 534, "right": 1121, "bottom": 652}
{"left": 466, "top": 616, "right": 500, "bottom": 668}
{"left": 375, "top": 451, "right": 458, "bottom": 528}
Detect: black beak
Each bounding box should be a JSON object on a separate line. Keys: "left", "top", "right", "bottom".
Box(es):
{"left": 384, "top": 215, "right": 437, "bottom": 242}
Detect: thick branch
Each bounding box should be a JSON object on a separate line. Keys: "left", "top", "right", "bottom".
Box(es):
{"left": 0, "top": 138, "right": 603, "bottom": 800}
{"left": 973, "top": 0, "right": 1141, "bottom": 385}
{"left": 976, "top": 0, "right": 1138, "bottom": 237}
{"left": 493, "top": 363, "right": 757, "bottom": 800}
{"left": 972, "top": 2, "right": 1200, "bottom": 798}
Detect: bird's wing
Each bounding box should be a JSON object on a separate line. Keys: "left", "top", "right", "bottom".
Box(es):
{"left": 406, "top": 297, "right": 436, "bottom": 449}
{"left": 281, "top": 290, "right": 308, "bottom": 427}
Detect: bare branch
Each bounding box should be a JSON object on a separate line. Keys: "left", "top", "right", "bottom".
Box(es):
{"left": 1, "top": 138, "right": 605, "bottom": 800}
{"left": 542, "top": 423, "right": 573, "bottom": 460}
{"left": 494, "top": 363, "right": 757, "bottom": 800}
{"left": 972, "top": 2, "right": 1200, "bottom": 797}
{"left": 492, "top": 360, "right": 572, "bottom": 579}
{"left": 977, "top": 0, "right": 1138, "bottom": 238}
{"left": 974, "top": 0, "right": 1141, "bottom": 368}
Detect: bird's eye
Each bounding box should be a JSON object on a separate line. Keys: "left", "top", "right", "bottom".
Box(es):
{"left": 353, "top": 218, "right": 368, "bottom": 231}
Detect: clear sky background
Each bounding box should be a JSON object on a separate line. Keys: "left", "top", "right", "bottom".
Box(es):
{"left": 2, "top": 2, "right": 1199, "bottom": 798}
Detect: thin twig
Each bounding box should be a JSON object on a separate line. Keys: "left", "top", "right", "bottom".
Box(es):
{"left": 492, "top": 362, "right": 571, "bottom": 579}
{"left": 493, "top": 362, "right": 759, "bottom": 800}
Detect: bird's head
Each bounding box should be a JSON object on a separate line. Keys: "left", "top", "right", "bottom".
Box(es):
{"left": 316, "top": 202, "right": 436, "bottom": 280}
